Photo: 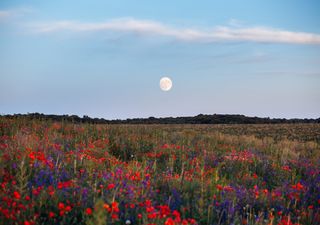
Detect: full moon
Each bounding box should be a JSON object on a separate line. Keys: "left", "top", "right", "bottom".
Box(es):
{"left": 160, "top": 77, "right": 173, "bottom": 91}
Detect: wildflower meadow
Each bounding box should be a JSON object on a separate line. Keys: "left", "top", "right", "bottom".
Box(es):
{"left": 0, "top": 118, "right": 319, "bottom": 225}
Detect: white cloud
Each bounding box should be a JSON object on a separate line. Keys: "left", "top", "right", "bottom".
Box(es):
{"left": 28, "top": 18, "right": 320, "bottom": 45}
{"left": 0, "top": 8, "right": 33, "bottom": 20}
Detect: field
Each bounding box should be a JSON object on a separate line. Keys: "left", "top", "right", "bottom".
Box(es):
{"left": 0, "top": 118, "right": 319, "bottom": 225}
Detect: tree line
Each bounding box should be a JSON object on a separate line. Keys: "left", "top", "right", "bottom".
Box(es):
{"left": 1, "top": 113, "right": 319, "bottom": 124}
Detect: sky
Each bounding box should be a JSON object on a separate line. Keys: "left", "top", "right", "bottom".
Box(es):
{"left": 0, "top": 0, "right": 320, "bottom": 119}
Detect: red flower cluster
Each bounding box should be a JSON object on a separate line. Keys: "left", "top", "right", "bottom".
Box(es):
{"left": 58, "top": 202, "right": 72, "bottom": 216}
{"left": 103, "top": 201, "right": 119, "bottom": 220}
{"left": 292, "top": 182, "right": 304, "bottom": 191}
{"left": 57, "top": 180, "right": 73, "bottom": 189}
{"left": 277, "top": 216, "right": 301, "bottom": 225}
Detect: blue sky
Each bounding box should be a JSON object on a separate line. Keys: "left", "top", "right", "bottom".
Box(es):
{"left": 1, "top": 0, "right": 320, "bottom": 119}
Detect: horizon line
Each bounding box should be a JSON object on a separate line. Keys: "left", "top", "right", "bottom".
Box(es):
{"left": 1, "top": 112, "right": 319, "bottom": 121}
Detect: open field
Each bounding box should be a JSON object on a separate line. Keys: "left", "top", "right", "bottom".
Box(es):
{"left": 0, "top": 118, "right": 319, "bottom": 224}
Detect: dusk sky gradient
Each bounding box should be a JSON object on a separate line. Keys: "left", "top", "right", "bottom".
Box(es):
{"left": 1, "top": 0, "right": 320, "bottom": 119}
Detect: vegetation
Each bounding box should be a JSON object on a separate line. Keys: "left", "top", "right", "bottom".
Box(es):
{"left": 0, "top": 117, "right": 319, "bottom": 224}
{"left": 2, "top": 113, "right": 319, "bottom": 125}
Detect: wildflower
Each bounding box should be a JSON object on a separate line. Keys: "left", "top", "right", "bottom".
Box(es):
{"left": 282, "top": 165, "right": 291, "bottom": 171}
{"left": 216, "top": 184, "right": 223, "bottom": 191}
{"left": 13, "top": 191, "right": 21, "bottom": 200}
{"left": 49, "top": 212, "right": 55, "bottom": 218}
{"left": 58, "top": 181, "right": 73, "bottom": 189}
{"left": 147, "top": 212, "right": 157, "bottom": 219}
{"left": 111, "top": 201, "right": 119, "bottom": 212}
{"left": 125, "top": 219, "right": 131, "bottom": 225}
{"left": 103, "top": 203, "right": 110, "bottom": 211}
{"left": 159, "top": 205, "right": 170, "bottom": 218}
{"left": 48, "top": 186, "right": 55, "bottom": 196}
{"left": 182, "top": 219, "right": 189, "bottom": 225}
{"left": 146, "top": 206, "right": 155, "bottom": 213}
{"left": 18, "top": 203, "right": 26, "bottom": 210}
{"left": 65, "top": 205, "right": 72, "bottom": 212}
{"left": 29, "top": 152, "right": 36, "bottom": 161}
{"left": 277, "top": 216, "right": 296, "bottom": 225}
{"left": 111, "top": 213, "right": 118, "bottom": 219}
{"left": 58, "top": 202, "right": 65, "bottom": 210}
{"left": 107, "top": 183, "right": 115, "bottom": 190}
{"left": 223, "top": 185, "right": 234, "bottom": 192}
{"left": 254, "top": 190, "right": 259, "bottom": 199}
{"left": 172, "top": 210, "right": 180, "bottom": 218}
{"left": 291, "top": 182, "right": 304, "bottom": 192}
{"left": 162, "top": 144, "right": 169, "bottom": 149}
{"left": 165, "top": 218, "right": 175, "bottom": 225}
{"left": 213, "top": 194, "right": 217, "bottom": 199}
{"left": 85, "top": 208, "right": 92, "bottom": 215}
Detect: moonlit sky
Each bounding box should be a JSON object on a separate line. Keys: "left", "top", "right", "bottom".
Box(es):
{"left": 1, "top": 0, "right": 320, "bottom": 119}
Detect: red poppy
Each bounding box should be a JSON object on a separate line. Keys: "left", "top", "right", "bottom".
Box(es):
{"left": 47, "top": 186, "right": 55, "bottom": 196}
{"left": 107, "top": 183, "right": 115, "bottom": 190}
{"left": 111, "top": 201, "right": 119, "bottom": 212}
{"left": 147, "top": 212, "right": 157, "bottom": 219}
{"left": 13, "top": 191, "right": 21, "bottom": 200}
{"left": 49, "top": 212, "right": 55, "bottom": 218}
{"left": 65, "top": 205, "right": 72, "bottom": 212}
{"left": 58, "top": 202, "right": 65, "bottom": 210}
{"left": 85, "top": 208, "right": 92, "bottom": 215}
{"left": 165, "top": 218, "right": 175, "bottom": 225}
{"left": 103, "top": 203, "right": 110, "bottom": 212}
{"left": 172, "top": 210, "right": 180, "bottom": 218}
{"left": 216, "top": 184, "right": 223, "bottom": 191}
{"left": 111, "top": 213, "right": 118, "bottom": 219}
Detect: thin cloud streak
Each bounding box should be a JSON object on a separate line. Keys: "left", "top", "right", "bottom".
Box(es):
{"left": 0, "top": 10, "right": 13, "bottom": 19}
{"left": 29, "top": 18, "right": 320, "bottom": 45}
{"left": 0, "top": 8, "right": 33, "bottom": 20}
